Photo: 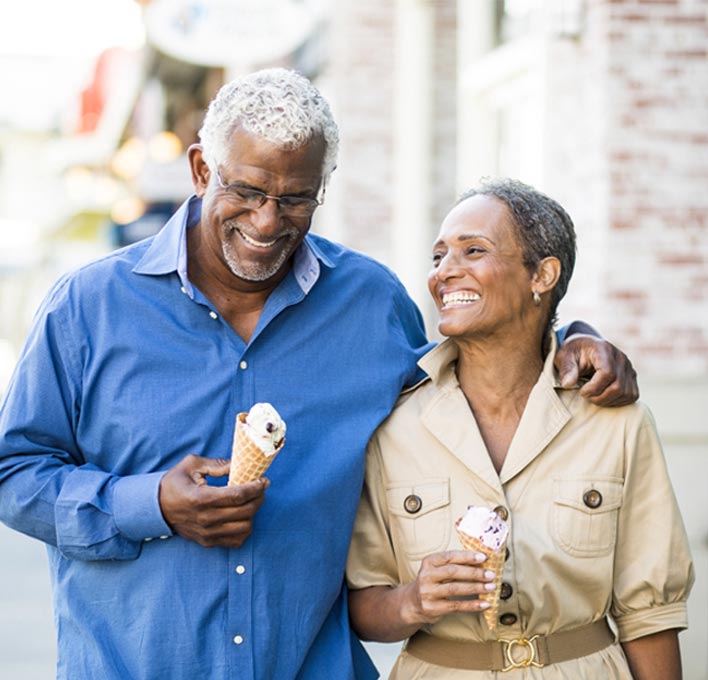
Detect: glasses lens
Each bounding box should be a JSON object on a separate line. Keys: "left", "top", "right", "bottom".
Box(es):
{"left": 279, "top": 196, "right": 319, "bottom": 217}
{"left": 225, "top": 187, "right": 266, "bottom": 208}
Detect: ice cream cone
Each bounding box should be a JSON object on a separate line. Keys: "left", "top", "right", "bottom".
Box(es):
{"left": 455, "top": 518, "right": 507, "bottom": 633}
{"left": 228, "top": 412, "right": 284, "bottom": 485}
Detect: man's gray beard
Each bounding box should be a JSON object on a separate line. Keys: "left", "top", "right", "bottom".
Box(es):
{"left": 222, "top": 240, "right": 292, "bottom": 282}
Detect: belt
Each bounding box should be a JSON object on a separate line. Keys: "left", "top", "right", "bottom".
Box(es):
{"left": 405, "top": 618, "right": 615, "bottom": 672}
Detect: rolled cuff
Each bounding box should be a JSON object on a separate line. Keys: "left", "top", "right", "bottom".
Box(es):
{"left": 614, "top": 601, "right": 688, "bottom": 642}
{"left": 113, "top": 471, "right": 172, "bottom": 541}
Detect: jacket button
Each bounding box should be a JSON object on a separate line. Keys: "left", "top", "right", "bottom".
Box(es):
{"left": 583, "top": 489, "right": 603, "bottom": 509}
{"left": 500, "top": 582, "right": 513, "bottom": 600}
{"left": 493, "top": 505, "right": 509, "bottom": 521}
{"left": 505, "top": 547, "right": 510, "bottom": 561}
{"left": 499, "top": 613, "right": 517, "bottom": 626}
{"left": 404, "top": 494, "right": 422, "bottom": 514}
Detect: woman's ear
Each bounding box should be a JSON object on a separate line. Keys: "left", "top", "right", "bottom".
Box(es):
{"left": 187, "top": 144, "right": 210, "bottom": 197}
{"left": 532, "top": 257, "right": 562, "bottom": 295}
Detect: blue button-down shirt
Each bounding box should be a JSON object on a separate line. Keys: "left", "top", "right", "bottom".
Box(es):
{"left": 0, "top": 196, "right": 430, "bottom": 680}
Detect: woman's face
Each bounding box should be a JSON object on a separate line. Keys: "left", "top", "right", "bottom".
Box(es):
{"left": 428, "top": 194, "right": 536, "bottom": 340}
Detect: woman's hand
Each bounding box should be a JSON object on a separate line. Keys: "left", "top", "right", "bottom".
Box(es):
{"left": 400, "top": 550, "right": 496, "bottom": 626}
{"left": 348, "top": 550, "right": 493, "bottom": 643}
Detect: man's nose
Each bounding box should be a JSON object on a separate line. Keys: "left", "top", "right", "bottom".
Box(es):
{"left": 249, "top": 197, "right": 282, "bottom": 234}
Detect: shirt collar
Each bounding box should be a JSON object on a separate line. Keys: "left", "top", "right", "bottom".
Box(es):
{"left": 419, "top": 331, "right": 562, "bottom": 388}
{"left": 132, "top": 194, "right": 335, "bottom": 295}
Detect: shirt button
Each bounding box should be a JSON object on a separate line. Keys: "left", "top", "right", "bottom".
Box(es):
{"left": 180, "top": 286, "right": 186, "bottom": 294}
{"left": 209, "top": 311, "right": 218, "bottom": 320}
{"left": 159, "top": 535, "right": 169, "bottom": 540}
{"left": 403, "top": 494, "right": 422, "bottom": 514}
{"left": 233, "top": 635, "right": 244, "bottom": 645}
{"left": 583, "top": 489, "right": 603, "bottom": 509}
{"left": 239, "top": 360, "right": 248, "bottom": 370}
{"left": 499, "top": 613, "right": 517, "bottom": 626}
{"left": 144, "top": 537, "right": 153, "bottom": 542}
{"left": 500, "top": 582, "right": 513, "bottom": 600}
{"left": 493, "top": 505, "right": 509, "bottom": 521}
{"left": 235, "top": 565, "right": 246, "bottom": 575}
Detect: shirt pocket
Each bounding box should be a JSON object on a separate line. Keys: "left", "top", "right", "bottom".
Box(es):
{"left": 386, "top": 479, "right": 451, "bottom": 561}
{"left": 550, "top": 477, "right": 624, "bottom": 557}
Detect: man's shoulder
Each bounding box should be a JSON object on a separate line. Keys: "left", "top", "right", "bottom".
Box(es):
{"left": 307, "top": 233, "right": 404, "bottom": 285}
{"left": 41, "top": 238, "right": 155, "bottom": 312}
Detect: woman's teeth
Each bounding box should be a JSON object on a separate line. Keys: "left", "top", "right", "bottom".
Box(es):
{"left": 442, "top": 291, "right": 480, "bottom": 306}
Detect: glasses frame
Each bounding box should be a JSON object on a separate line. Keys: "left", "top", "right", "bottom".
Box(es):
{"left": 212, "top": 165, "right": 324, "bottom": 217}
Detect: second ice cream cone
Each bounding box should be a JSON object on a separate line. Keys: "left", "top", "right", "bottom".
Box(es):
{"left": 455, "top": 518, "right": 507, "bottom": 633}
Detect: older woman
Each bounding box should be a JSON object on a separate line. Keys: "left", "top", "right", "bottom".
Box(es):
{"left": 346, "top": 179, "right": 693, "bottom": 679}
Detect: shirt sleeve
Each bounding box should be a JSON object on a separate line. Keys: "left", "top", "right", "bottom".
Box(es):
{"left": 610, "top": 404, "right": 694, "bottom": 641}
{"left": 346, "top": 436, "right": 400, "bottom": 590}
{"left": 0, "top": 282, "right": 172, "bottom": 561}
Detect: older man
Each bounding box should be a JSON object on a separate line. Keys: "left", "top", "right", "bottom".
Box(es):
{"left": 0, "top": 69, "right": 636, "bottom": 680}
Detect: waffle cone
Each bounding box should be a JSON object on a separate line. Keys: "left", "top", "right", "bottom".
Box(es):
{"left": 228, "top": 412, "right": 284, "bottom": 485}
{"left": 455, "top": 518, "right": 507, "bottom": 633}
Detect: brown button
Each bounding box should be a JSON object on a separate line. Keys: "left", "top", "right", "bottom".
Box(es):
{"left": 505, "top": 547, "right": 510, "bottom": 561}
{"left": 499, "top": 613, "right": 517, "bottom": 626}
{"left": 404, "top": 494, "right": 422, "bottom": 514}
{"left": 583, "top": 489, "right": 603, "bottom": 509}
{"left": 500, "top": 582, "right": 513, "bottom": 600}
{"left": 493, "top": 505, "right": 509, "bottom": 521}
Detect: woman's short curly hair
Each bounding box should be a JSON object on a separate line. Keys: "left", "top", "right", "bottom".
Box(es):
{"left": 198, "top": 68, "right": 339, "bottom": 184}
{"left": 458, "top": 178, "right": 577, "bottom": 328}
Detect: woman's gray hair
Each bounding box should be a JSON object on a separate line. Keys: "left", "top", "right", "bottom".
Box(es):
{"left": 198, "top": 68, "right": 339, "bottom": 184}
{"left": 458, "top": 178, "right": 576, "bottom": 328}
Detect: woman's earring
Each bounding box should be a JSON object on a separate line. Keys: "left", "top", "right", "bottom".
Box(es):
{"left": 533, "top": 291, "right": 541, "bottom": 307}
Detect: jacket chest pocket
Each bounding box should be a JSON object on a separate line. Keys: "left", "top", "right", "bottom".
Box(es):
{"left": 386, "top": 479, "right": 451, "bottom": 560}
{"left": 550, "top": 477, "right": 623, "bottom": 557}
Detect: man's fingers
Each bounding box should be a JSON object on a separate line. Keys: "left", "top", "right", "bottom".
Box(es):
{"left": 180, "top": 454, "right": 231, "bottom": 483}
{"left": 197, "top": 480, "right": 268, "bottom": 511}
{"left": 555, "top": 350, "right": 581, "bottom": 388}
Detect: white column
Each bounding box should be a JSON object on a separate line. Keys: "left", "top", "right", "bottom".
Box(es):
{"left": 391, "top": 0, "right": 435, "bottom": 315}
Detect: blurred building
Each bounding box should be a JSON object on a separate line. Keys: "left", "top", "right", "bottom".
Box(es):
{"left": 0, "top": 0, "right": 706, "bottom": 677}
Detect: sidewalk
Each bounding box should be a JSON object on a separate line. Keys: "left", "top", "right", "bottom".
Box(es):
{"left": 0, "top": 523, "right": 56, "bottom": 679}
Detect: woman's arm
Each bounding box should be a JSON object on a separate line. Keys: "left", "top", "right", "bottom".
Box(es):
{"left": 621, "top": 630, "right": 682, "bottom": 680}
{"left": 349, "top": 549, "right": 493, "bottom": 642}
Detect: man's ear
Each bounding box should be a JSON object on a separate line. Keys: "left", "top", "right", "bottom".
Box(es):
{"left": 188, "top": 144, "right": 210, "bottom": 197}
{"left": 532, "top": 257, "right": 562, "bottom": 295}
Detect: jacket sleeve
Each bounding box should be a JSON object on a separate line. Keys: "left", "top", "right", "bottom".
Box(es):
{"left": 610, "top": 404, "right": 694, "bottom": 641}
{"left": 346, "top": 436, "right": 400, "bottom": 590}
{"left": 0, "top": 284, "right": 171, "bottom": 561}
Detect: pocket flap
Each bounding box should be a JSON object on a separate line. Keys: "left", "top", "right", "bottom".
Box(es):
{"left": 553, "top": 477, "right": 623, "bottom": 515}
{"left": 386, "top": 479, "right": 450, "bottom": 518}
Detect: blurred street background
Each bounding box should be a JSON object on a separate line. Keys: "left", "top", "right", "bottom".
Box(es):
{"left": 1, "top": 0, "right": 707, "bottom": 677}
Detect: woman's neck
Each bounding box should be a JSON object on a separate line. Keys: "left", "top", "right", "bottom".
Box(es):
{"left": 454, "top": 331, "right": 547, "bottom": 473}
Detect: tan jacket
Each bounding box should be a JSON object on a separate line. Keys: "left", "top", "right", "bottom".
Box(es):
{"left": 347, "top": 336, "right": 694, "bottom": 679}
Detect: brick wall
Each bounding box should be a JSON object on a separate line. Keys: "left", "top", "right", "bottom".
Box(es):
{"left": 325, "top": 0, "right": 457, "bottom": 279}
{"left": 550, "top": 0, "right": 708, "bottom": 377}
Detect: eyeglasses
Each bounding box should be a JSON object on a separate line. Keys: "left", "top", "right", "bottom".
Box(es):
{"left": 213, "top": 166, "right": 323, "bottom": 218}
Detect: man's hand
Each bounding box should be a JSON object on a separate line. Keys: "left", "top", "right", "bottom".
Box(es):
{"left": 555, "top": 334, "right": 639, "bottom": 407}
{"left": 158, "top": 454, "right": 268, "bottom": 548}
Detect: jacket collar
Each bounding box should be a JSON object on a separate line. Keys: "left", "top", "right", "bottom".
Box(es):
{"left": 418, "top": 333, "right": 571, "bottom": 491}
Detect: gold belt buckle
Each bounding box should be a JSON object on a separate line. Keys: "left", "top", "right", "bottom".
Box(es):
{"left": 500, "top": 635, "right": 545, "bottom": 671}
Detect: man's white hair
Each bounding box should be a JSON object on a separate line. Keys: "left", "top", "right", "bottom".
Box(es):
{"left": 198, "top": 68, "right": 338, "bottom": 184}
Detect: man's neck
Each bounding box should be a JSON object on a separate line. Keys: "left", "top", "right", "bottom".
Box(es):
{"left": 186, "top": 223, "right": 291, "bottom": 342}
